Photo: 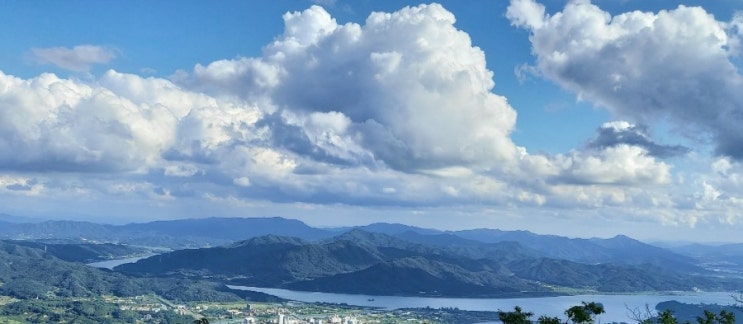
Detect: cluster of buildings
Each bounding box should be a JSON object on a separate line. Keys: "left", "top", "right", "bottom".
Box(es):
{"left": 106, "top": 296, "right": 168, "bottom": 314}
{"left": 202, "top": 303, "right": 364, "bottom": 324}
{"left": 235, "top": 313, "right": 360, "bottom": 324}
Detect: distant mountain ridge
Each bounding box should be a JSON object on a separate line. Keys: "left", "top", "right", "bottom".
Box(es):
{"left": 0, "top": 217, "right": 334, "bottom": 248}
{"left": 0, "top": 217, "right": 707, "bottom": 271}
{"left": 118, "top": 217, "right": 332, "bottom": 241}
{"left": 667, "top": 243, "right": 743, "bottom": 277}
{"left": 453, "top": 229, "right": 702, "bottom": 273}
{"left": 115, "top": 229, "right": 731, "bottom": 297}
{"left": 2, "top": 216, "right": 742, "bottom": 297}
{"left": 115, "top": 230, "right": 544, "bottom": 296}
{"left": 4, "top": 240, "right": 150, "bottom": 263}
{"left": 330, "top": 222, "right": 443, "bottom": 236}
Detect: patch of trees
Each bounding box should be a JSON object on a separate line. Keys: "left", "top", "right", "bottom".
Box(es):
{"left": 4, "top": 240, "right": 149, "bottom": 263}
{"left": 497, "top": 301, "right": 736, "bottom": 324}
{"left": 0, "top": 241, "right": 244, "bottom": 302}
{"left": 497, "top": 302, "right": 604, "bottom": 324}
{"left": 0, "top": 299, "right": 195, "bottom": 323}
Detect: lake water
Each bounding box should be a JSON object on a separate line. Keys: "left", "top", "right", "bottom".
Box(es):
{"left": 87, "top": 255, "right": 151, "bottom": 269}
{"left": 228, "top": 286, "right": 738, "bottom": 323}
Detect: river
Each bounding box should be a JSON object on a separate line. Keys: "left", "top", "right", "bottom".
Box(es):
{"left": 228, "top": 285, "right": 738, "bottom": 323}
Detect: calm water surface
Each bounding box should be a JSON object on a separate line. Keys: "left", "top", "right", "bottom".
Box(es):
{"left": 87, "top": 255, "right": 152, "bottom": 269}
{"left": 229, "top": 285, "right": 737, "bottom": 323}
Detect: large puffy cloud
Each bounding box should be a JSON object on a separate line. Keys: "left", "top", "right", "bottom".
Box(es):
{"left": 0, "top": 70, "right": 245, "bottom": 173}
{"left": 0, "top": 67, "right": 512, "bottom": 207}
{"left": 502, "top": 0, "right": 743, "bottom": 230}
{"left": 181, "top": 4, "right": 519, "bottom": 172}
{"left": 507, "top": 0, "right": 743, "bottom": 159}
{"left": 2, "top": 4, "right": 534, "bottom": 209}
{"left": 0, "top": 68, "right": 321, "bottom": 203}
{"left": 0, "top": 71, "right": 148, "bottom": 172}
{"left": 0, "top": 3, "right": 709, "bottom": 230}
{"left": 174, "top": 3, "right": 678, "bottom": 207}
{"left": 176, "top": 4, "right": 672, "bottom": 194}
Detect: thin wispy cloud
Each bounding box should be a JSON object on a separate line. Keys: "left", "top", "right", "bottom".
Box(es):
{"left": 29, "top": 45, "right": 116, "bottom": 72}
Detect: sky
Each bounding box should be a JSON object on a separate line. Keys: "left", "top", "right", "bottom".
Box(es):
{"left": 1, "top": 0, "right": 743, "bottom": 242}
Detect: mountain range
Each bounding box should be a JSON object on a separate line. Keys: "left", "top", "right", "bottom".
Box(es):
{"left": 0, "top": 217, "right": 329, "bottom": 248}
{"left": 1, "top": 215, "right": 741, "bottom": 297}
{"left": 114, "top": 229, "right": 733, "bottom": 297}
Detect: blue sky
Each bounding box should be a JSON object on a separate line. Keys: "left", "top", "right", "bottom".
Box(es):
{"left": 1, "top": 0, "right": 743, "bottom": 241}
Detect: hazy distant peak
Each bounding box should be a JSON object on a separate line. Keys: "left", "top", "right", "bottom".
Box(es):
{"left": 590, "top": 234, "right": 644, "bottom": 247}
{"left": 330, "top": 229, "right": 404, "bottom": 245}
{"left": 232, "top": 234, "right": 306, "bottom": 247}
{"left": 353, "top": 223, "right": 442, "bottom": 235}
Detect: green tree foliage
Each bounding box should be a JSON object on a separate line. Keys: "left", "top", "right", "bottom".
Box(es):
{"left": 508, "top": 303, "right": 736, "bottom": 324}
{"left": 696, "top": 310, "right": 716, "bottom": 324}
{"left": 537, "top": 315, "right": 562, "bottom": 324}
{"left": 499, "top": 302, "right": 606, "bottom": 324}
{"left": 565, "top": 301, "right": 605, "bottom": 324}
{"left": 657, "top": 310, "right": 679, "bottom": 324}
{"left": 497, "top": 306, "right": 533, "bottom": 324}
{"left": 715, "top": 310, "right": 735, "bottom": 324}
{"left": 696, "top": 309, "right": 735, "bottom": 324}
{"left": 0, "top": 299, "right": 142, "bottom": 323}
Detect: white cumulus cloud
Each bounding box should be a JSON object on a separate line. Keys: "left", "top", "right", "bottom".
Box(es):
{"left": 507, "top": 0, "right": 743, "bottom": 160}
{"left": 0, "top": 3, "right": 726, "bottom": 231}
{"left": 179, "top": 4, "right": 520, "bottom": 173}
{"left": 554, "top": 144, "right": 671, "bottom": 185}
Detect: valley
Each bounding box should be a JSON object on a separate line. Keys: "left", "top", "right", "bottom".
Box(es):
{"left": 2, "top": 216, "right": 743, "bottom": 322}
